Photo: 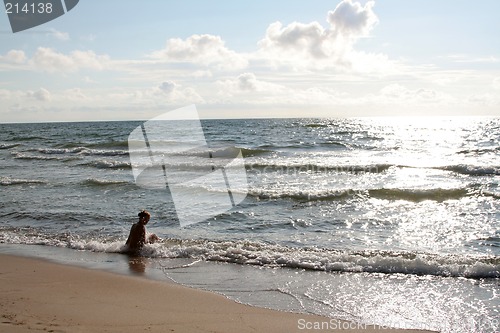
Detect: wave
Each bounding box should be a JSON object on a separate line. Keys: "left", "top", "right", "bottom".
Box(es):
{"left": 247, "top": 186, "right": 495, "bottom": 202}
{"left": 1, "top": 230, "right": 498, "bottom": 279}
{"left": 367, "top": 188, "right": 470, "bottom": 202}
{"left": 436, "top": 164, "right": 500, "bottom": 176}
{"left": 34, "top": 147, "right": 129, "bottom": 157}
{"left": 240, "top": 147, "right": 272, "bottom": 157}
{"left": 320, "top": 141, "right": 350, "bottom": 148}
{"left": 477, "top": 236, "right": 500, "bottom": 248}
{"left": 6, "top": 136, "right": 46, "bottom": 142}
{"left": 80, "top": 160, "right": 131, "bottom": 169}
{"left": 248, "top": 189, "right": 353, "bottom": 201}
{"left": 88, "top": 140, "right": 130, "bottom": 149}
{"left": 0, "top": 143, "right": 20, "bottom": 149}
{"left": 0, "top": 177, "right": 45, "bottom": 186}
{"left": 247, "top": 163, "right": 393, "bottom": 174}
{"left": 81, "top": 178, "right": 131, "bottom": 187}
{"left": 0, "top": 227, "right": 125, "bottom": 252}
{"left": 456, "top": 147, "right": 500, "bottom": 156}
{"left": 304, "top": 123, "right": 329, "bottom": 128}
{"left": 148, "top": 146, "right": 272, "bottom": 158}
{"left": 34, "top": 147, "right": 86, "bottom": 154}
{"left": 57, "top": 140, "right": 130, "bottom": 150}
{"left": 11, "top": 152, "right": 81, "bottom": 162}
{"left": 79, "top": 149, "right": 129, "bottom": 157}
{"left": 149, "top": 239, "right": 499, "bottom": 279}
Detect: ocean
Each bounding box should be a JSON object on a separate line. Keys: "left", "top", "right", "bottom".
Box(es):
{"left": 0, "top": 117, "right": 499, "bottom": 332}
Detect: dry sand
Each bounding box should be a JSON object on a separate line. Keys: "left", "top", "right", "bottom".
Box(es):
{"left": 0, "top": 253, "right": 432, "bottom": 333}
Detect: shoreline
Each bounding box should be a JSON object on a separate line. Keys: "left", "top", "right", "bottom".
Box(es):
{"left": 0, "top": 253, "right": 433, "bottom": 333}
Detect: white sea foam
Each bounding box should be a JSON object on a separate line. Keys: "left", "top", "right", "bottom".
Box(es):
{"left": 0, "top": 143, "right": 19, "bottom": 149}
{"left": 0, "top": 177, "right": 45, "bottom": 186}
{"left": 2, "top": 229, "right": 497, "bottom": 279}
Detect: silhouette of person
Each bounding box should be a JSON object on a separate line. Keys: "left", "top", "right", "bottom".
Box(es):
{"left": 125, "top": 210, "right": 159, "bottom": 253}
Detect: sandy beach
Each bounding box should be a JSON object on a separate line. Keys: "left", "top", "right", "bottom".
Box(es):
{"left": 0, "top": 253, "right": 434, "bottom": 333}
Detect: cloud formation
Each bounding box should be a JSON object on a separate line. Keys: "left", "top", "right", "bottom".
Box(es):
{"left": 493, "top": 77, "right": 500, "bottom": 90}
{"left": 30, "top": 47, "right": 109, "bottom": 73}
{"left": 0, "top": 50, "right": 27, "bottom": 64}
{"left": 375, "top": 84, "right": 453, "bottom": 106}
{"left": 147, "top": 1, "right": 383, "bottom": 73}
{"left": 257, "top": 0, "right": 379, "bottom": 69}
{"left": 217, "top": 73, "right": 286, "bottom": 96}
{"left": 48, "top": 29, "right": 70, "bottom": 41}
{"left": 158, "top": 81, "right": 177, "bottom": 95}
{"left": 26, "top": 88, "right": 51, "bottom": 102}
{"left": 327, "top": 0, "right": 378, "bottom": 37}
{"left": 214, "top": 72, "right": 351, "bottom": 107}
{"left": 129, "top": 81, "right": 205, "bottom": 104}
{"left": 150, "top": 34, "right": 248, "bottom": 70}
{"left": 2, "top": 0, "right": 496, "bottom": 120}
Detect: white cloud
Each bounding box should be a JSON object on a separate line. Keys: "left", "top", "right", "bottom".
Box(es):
{"left": 0, "top": 50, "right": 27, "bottom": 64}
{"left": 191, "top": 70, "right": 213, "bottom": 78}
{"left": 256, "top": 0, "right": 383, "bottom": 71}
{"left": 150, "top": 34, "right": 248, "bottom": 70}
{"left": 83, "top": 76, "right": 98, "bottom": 84}
{"left": 154, "top": 81, "right": 204, "bottom": 104}
{"left": 237, "top": 73, "right": 259, "bottom": 91}
{"left": 379, "top": 84, "right": 408, "bottom": 99}
{"left": 31, "top": 48, "right": 73, "bottom": 72}
{"left": 0, "top": 89, "right": 11, "bottom": 99}
{"left": 213, "top": 73, "right": 351, "bottom": 107}
{"left": 217, "top": 73, "right": 286, "bottom": 96}
{"left": 48, "top": 29, "right": 70, "bottom": 41}
{"left": 446, "top": 54, "right": 500, "bottom": 64}
{"left": 285, "top": 87, "right": 348, "bottom": 105}
{"left": 258, "top": 21, "right": 329, "bottom": 59}
{"left": 26, "top": 88, "right": 51, "bottom": 102}
{"left": 30, "top": 47, "right": 110, "bottom": 73}
{"left": 63, "top": 88, "right": 89, "bottom": 101}
{"left": 327, "top": 0, "right": 378, "bottom": 37}
{"left": 466, "top": 93, "right": 500, "bottom": 106}
{"left": 376, "top": 83, "right": 454, "bottom": 107}
{"left": 493, "top": 77, "right": 500, "bottom": 90}
{"left": 109, "top": 81, "right": 205, "bottom": 106}
{"left": 158, "top": 81, "right": 177, "bottom": 95}
{"left": 346, "top": 51, "right": 399, "bottom": 74}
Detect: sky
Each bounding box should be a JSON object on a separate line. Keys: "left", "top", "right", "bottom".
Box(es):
{"left": 0, "top": 0, "right": 499, "bottom": 122}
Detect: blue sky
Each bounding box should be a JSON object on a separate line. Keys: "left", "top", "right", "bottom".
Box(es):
{"left": 1, "top": 0, "right": 499, "bottom": 122}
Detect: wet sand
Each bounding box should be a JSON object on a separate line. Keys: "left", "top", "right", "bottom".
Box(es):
{"left": 0, "top": 254, "right": 432, "bottom": 333}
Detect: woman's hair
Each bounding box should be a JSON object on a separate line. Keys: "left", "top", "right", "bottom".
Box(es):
{"left": 138, "top": 210, "right": 150, "bottom": 219}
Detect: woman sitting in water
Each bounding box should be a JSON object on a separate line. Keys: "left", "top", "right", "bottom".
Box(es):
{"left": 125, "top": 210, "right": 159, "bottom": 252}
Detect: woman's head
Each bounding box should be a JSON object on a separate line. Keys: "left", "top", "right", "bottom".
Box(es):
{"left": 138, "top": 210, "right": 151, "bottom": 224}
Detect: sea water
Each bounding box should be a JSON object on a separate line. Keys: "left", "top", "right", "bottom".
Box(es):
{"left": 0, "top": 117, "right": 499, "bottom": 332}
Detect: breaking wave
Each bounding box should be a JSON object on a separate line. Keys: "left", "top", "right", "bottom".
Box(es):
{"left": 247, "top": 163, "right": 393, "bottom": 174}
{"left": 0, "top": 177, "right": 46, "bottom": 186}
{"left": 0, "top": 143, "right": 20, "bottom": 149}
{"left": 81, "top": 178, "right": 131, "bottom": 187}
{"left": 437, "top": 164, "right": 500, "bottom": 176}
{"left": 247, "top": 186, "right": 496, "bottom": 202}
{"left": 1, "top": 229, "right": 498, "bottom": 279}
{"left": 11, "top": 152, "right": 81, "bottom": 162}
{"left": 80, "top": 160, "right": 132, "bottom": 169}
{"left": 34, "top": 147, "right": 129, "bottom": 157}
